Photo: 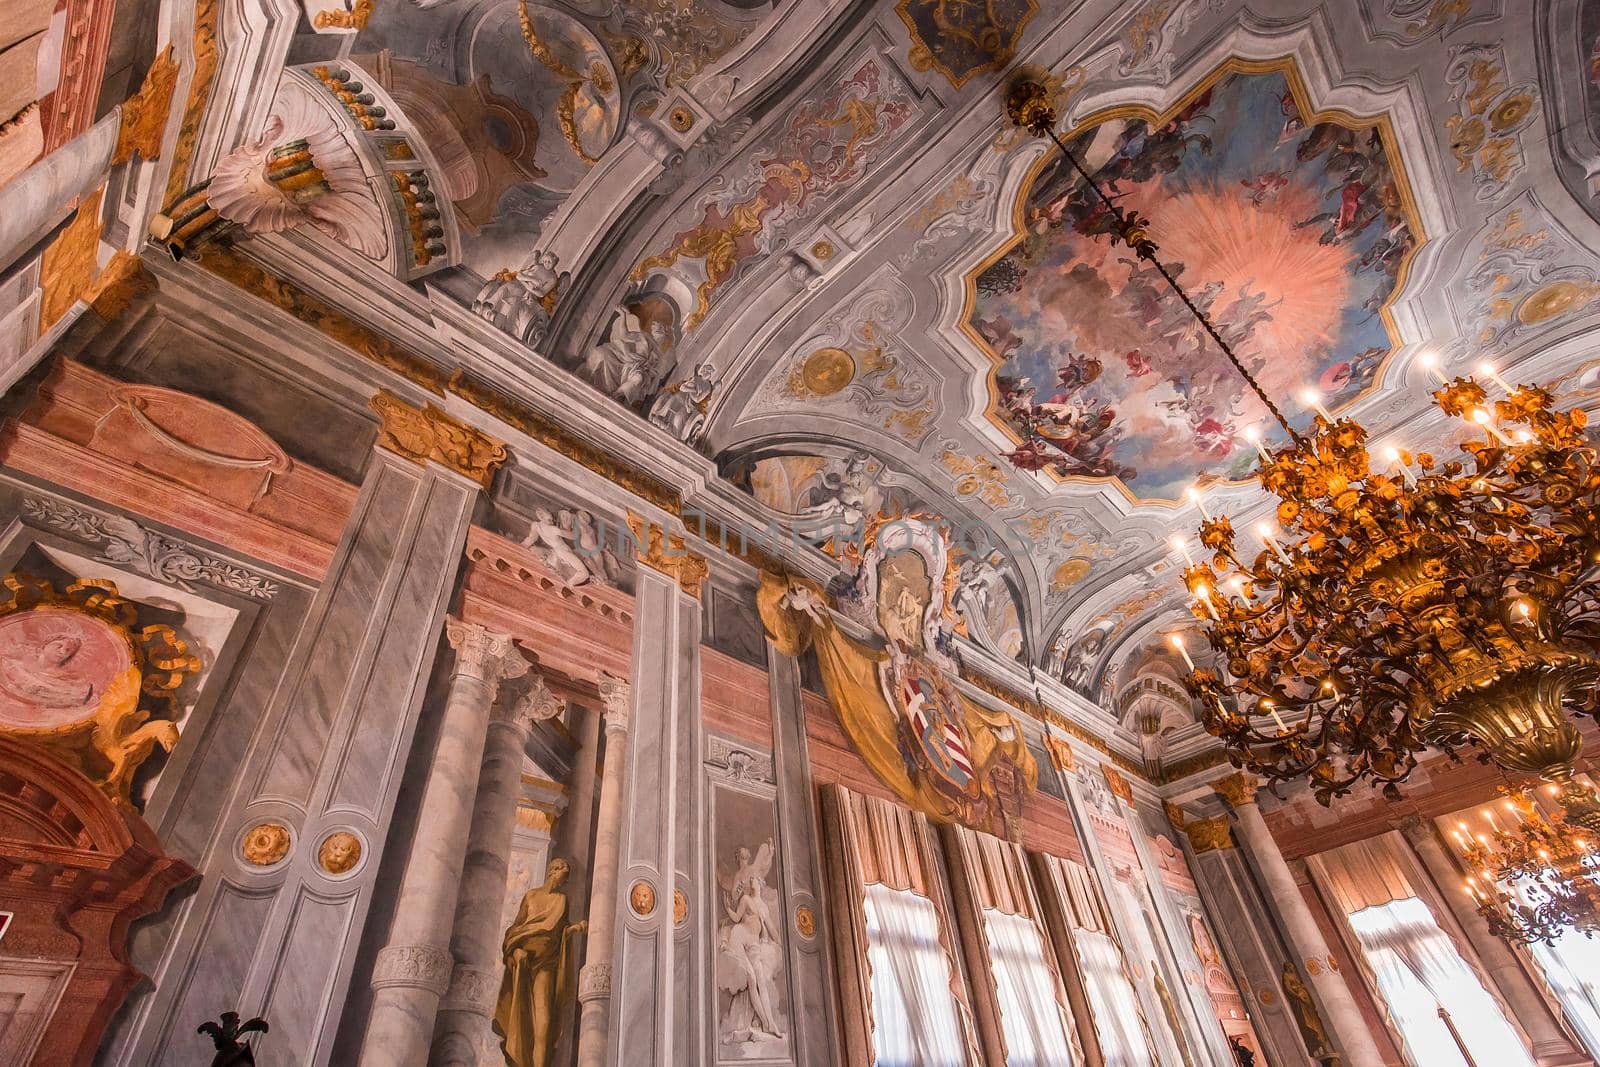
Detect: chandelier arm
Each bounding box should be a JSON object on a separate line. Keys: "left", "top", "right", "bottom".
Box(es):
{"left": 1036, "top": 126, "right": 1307, "bottom": 446}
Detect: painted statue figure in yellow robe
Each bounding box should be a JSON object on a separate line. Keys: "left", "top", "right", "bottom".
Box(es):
{"left": 493, "top": 858, "right": 586, "bottom": 1067}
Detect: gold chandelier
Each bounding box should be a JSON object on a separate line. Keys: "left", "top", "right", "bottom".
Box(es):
{"left": 1455, "top": 788, "right": 1600, "bottom": 943}
{"left": 1005, "top": 79, "right": 1600, "bottom": 835}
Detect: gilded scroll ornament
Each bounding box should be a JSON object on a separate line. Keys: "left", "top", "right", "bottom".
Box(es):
{"left": 625, "top": 513, "right": 708, "bottom": 598}
{"left": 1102, "top": 764, "right": 1134, "bottom": 804}
{"left": 0, "top": 573, "right": 199, "bottom": 807}
{"left": 114, "top": 45, "right": 179, "bottom": 164}
{"left": 370, "top": 390, "right": 508, "bottom": 488}
{"left": 794, "top": 905, "right": 816, "bottom": 939}
{"left": 313, "top": 0, "right": 374, "bottom": 30}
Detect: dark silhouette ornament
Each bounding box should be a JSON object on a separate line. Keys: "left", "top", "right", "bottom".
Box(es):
{"left": 197, "top": 1011, "right": 269, "bottom": 1066}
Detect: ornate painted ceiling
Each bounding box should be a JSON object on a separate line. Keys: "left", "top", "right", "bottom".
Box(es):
{"left": 197, "top": 0, "right": 1600, "bottom": 746}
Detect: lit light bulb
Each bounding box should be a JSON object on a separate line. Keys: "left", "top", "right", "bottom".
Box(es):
{"left": 1187, "top": 485, "right": 1211, "bottom": 520}
{"left": 1194, "top": 584, "right": 1219, "bottom": 620}
{"left": 1516, "top": 599, "right": 1534, "bottom": 622}
{"left": 1171, "top": 534, "right": 1194, "bottom": 566}
{"left": 1381, "top": 445, "right": 1415, "bottom": 486}
{"left": 1514, "top": 429, "right": 1534, "bottom": 444}
{"left": 1260, "top": 699, "right": 1288, "bottom": 733}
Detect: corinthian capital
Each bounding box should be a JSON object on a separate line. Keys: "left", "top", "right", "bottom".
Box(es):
{"left": 446, "top": 618, "right": 529, "bottom": 700}
{"left": 496, "top": 673, "right": 564, "bottom": 732}
{"left": 1212, "top": 771, "right": 1261, "bottom": 810}
{"left": 598, "top": 672, "right": 631, "bottom": 734}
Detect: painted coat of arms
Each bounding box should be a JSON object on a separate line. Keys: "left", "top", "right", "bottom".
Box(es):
{"left": 897, "top": 0, "right": 1040, "bottom": 88}
{"left": 882, "top": 648, "right": 981, "bottom": 806}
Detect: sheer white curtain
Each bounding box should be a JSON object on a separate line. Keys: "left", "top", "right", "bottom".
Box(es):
{"left": 983, "top": 908, "right": 1078, "bottom": 1067}
{"left": 1348, "top": 897, "right": 1535, "bottom": 1067}
{"left": 1530, "top": 930, "right": 1600, "bottom": 1059}
{"left": 1074, "top": 928, "right": 1156, "bottom": 1067}
{"left": 863, "top": 881, "right": 967, "bottom": 1067}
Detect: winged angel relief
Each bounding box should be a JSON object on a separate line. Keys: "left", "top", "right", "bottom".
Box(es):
{"left": 717, "top": 839, "right": 788, "bottom": 1054}
{"left": 756, "top": 518, "right": 1036, "bottom": 838}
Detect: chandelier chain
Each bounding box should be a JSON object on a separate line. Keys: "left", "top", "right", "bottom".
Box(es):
{"left": 1038, "top": 125, "right": 1304, "bottom": 445}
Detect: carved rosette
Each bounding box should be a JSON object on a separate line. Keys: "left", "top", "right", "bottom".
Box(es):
{"left": 372, "top": 944, "right": 454, "bottom": 994}
{"left": 577, "top": 963, "right": 612, "bottom": 1003}
{"left": 625, "top": 512, "right": 708, "bottom": 598}
{"left": 1212, "top": 771, "right": 1261, "bottom": 810}
{"left": 598, "top": 673, "right": 631, "bottom": 735}
{"left": 370, "top": 390, "right": 508, "bottom": 489}
{"left": 1184, "top": 816, "right": 1234, "bottom": 854}
{"left": 241, "top": 822, "right": 292, "bottom": 866}
{"left": 445, "top": 618, "right": 529, "bottom": 700}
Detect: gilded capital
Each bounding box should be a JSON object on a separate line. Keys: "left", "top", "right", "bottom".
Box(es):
{"left": 598, "top": 672, "right": 631, "bottom": 733}
{"left": 1102, "top": 764, "right": 1134, "bottom": 804}
{"left": 626, "top": 512, "right": 709, "bottom": 598}
{"left": 1185, "top": 815, "right": 1235, "bottom": 853}
{"left": 446, "top": 618, "right": 529, "bottom": 698}
{"left": 1163, "top": 801, "right": 1188, "bottom": 832}
{"left": 371, "top": 390, "right": 508, "bottom": 489}
{"left": 1212, "top": 771, "right": 1260, "bottom": 809}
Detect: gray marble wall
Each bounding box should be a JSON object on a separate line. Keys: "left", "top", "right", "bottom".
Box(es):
{"left": 99, "top": 448, "right": 479, "bottom": 1066}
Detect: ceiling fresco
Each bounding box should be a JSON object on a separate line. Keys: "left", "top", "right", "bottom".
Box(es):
{"left": 970, "top": 64, "right": 1419, "bottom": 502}
{"left": 182, "top": 0, "right": 1600, "bottom": 739}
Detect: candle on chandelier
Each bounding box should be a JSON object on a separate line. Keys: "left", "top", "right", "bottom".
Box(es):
{"left": 1420, "top": 350, "right": 1447, "bottom": 385}
{"left": 1171, "top": 534, "right": 1194, "bottom": 566}
{"left": 1381, "top": 445, "right": 1416, "bottom": 487}
{"left": 1168, "top": 633, "right": 1196, "bottom": 670}
{"left": 1300, "top": 388, "right": 1335, "bottom": 423}
{"left": 1242, "top": 425, "right": 1272, "bottom": 463}
{"left": 1187, "top": 485, "right": 1211, "bottom": 521}
{"left": 1254, "top": 522, "right": 1289, "bottom": 563}
{"left": 1194, "top": 584, "right": 1220, "bottom": 620}
{"left": 1477, "top": 361, "right": 1514, "bottom": 393}
{"left": 1471, "top": 407, "right": 1514, "bottom": 446}
{"left": 1260, "top": 699, "right": 1289, "bottom": 733}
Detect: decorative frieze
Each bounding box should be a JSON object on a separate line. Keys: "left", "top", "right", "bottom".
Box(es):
{"left": 706, "top": 734, "right": 775, "bottom": 785}
{"left": 24, "top": 497, "right": 280, "bottom": 599}
{"left": 371, "top": 944, "right": 454, "bottom": 995}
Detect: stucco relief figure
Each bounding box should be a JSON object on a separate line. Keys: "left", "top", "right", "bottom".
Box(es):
{"left": 0, "top": 612, "right": 129, "bottom": 729}
{"left": 522, "top": 507, "right": 595, "bottom": 586}
{"left": 648, "top": 362, "right": 716, "bottom": 444}
{"left": 471, "top": 251, "right": 566, "bottom": 345}
{"left": 796, "top": 452, "right": 880, "bottom": 536}
{"left": 494, "top": 858, "right": 586, "bottom": 1067}
{"left": 1061, "top": 627, "right": 1107, "bottom": 694}
{"left": 716, "top": 839, "right": 787, "bottom": 1051}
{"left": 578, "top": 306, "right": 670, "bottom": 407}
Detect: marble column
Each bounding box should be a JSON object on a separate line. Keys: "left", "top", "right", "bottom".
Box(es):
{"left": 1214, "top": 773, "right": 1386, "bottom": 1067}
{"left": 1398, "top": 816, "right": 1594, "bottom": 1067}
{"left": 430, "top": 675, "right": 565, "bottom": 1067}
{"left": 358, "top": 621, "right": 530, "bottom": 1067}
{"left": 575, "top": 673, "right": 632, "bottom": 1067}
{"left": 1183, "top": 816, "right": 1324, "bottom": 1067}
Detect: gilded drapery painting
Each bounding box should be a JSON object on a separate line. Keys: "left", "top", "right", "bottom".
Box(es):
{"left": 969, "top": 62, "right": 1419, "bottom": 501}
{"left": 756, "top": 518, "right": 1035, "bottom": 838}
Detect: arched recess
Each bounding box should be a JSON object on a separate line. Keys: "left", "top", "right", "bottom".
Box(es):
{"left": 0, "top": 734, "right": 195, "bottom": 1065}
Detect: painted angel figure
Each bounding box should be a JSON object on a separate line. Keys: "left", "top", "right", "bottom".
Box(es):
{"left": 716, "top": 840, "right": 787, "bottom": 1047}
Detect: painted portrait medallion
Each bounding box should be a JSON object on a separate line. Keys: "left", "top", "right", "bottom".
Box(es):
{"left": 969, "top": 62, "right": 1419, "bottom": 502}
{"left": 897, "top": 0, "right": 1038, "bottom": 88}
{"left": 0, "top": 608, "right": 134, "bottom": 733}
